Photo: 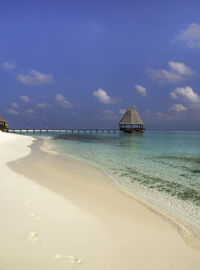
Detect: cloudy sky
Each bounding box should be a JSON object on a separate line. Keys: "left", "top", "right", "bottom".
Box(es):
{"left": 1, "top": 0, "right": 200, "bottom": 129}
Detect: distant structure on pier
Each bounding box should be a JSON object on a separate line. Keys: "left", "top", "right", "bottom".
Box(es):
{"left": 0, "top": 115, "right": 9, "bottom": 132}
{"left": 119, "top": 106, "right": 145, "bottom": 133}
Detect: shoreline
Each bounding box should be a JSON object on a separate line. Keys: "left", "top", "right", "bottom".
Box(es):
{"left": 1, "top": 133, "right": 200, "bottom": 269}
{"left": 43, "top": 135, "right": 200, "bottom": 250}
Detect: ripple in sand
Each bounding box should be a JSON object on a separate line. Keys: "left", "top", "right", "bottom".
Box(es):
{"left": 54, "top": 254, "right": 82, "bottom": 264}
{"left": 30, "top": 213, "right": 41, "bottom": 220}
{"left": 24, "top": 200, "right": 31, "bottom": 205}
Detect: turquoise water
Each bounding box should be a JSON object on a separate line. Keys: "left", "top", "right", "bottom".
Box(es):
{"left": 17, "top": 130, "right": 200, "bottom": 243}
{"left": 51, "top": 131, "right": 200, "bottom": 203}
{"left": 46, "top": 130, "right": 200, "bottom": 242}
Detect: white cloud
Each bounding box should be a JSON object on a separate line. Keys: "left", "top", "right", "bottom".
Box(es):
{"left": 6, "top": 108, "right": 19, "bottom": 115}
{"left": 175, "top": 23, "right": 200, "bottom": 48}
{"left": 170, "top": 86, "right": 200, "bottom": 103}
{"left": 143, "top": 110, "right": 166, "bottom": 120}
{"left": 119, "top": 109, "right": 126, "bottom": 114}
{"left": 143, "top": 109, "right": 188, "bottom": 121}
{"left": 18, "top": 74, "right": 36, "bottom": 85}
{"left": 168, "top": 61, "right": 193, "bottom": 76}
{"left": 11, "top": 102, "right": 19, "bottom": 109}
{"left": 169, "top": 104, "right": 188, "bottom": 112}
{"left": 2, "top": 61, "right": 16, "bottom": 71}
{"left": 18, "top": 69, "right": 53, "bottom": 85}
{"left": 93, "top": 88, "right": 115, "bottom": 104}
{"left": 20, "top": 95, "right": 31, "bottom": 103}
{"left": 55, "top": 94, "right": 72, "bottom": 108}
{"left": 149, "top": 61, "right": 193, "bottom": 83}
{"left": 170, "top": 92, "right": 177, "bottom": 99}
{"left": 25, "top": 109, "right": 34, "bottom": 114}
{"left": 135, "top": 84, "right": 147, "bottom": 96}
{"left": 154, "top": 112, "right": 165, "bottom": 119}
{"left": 37, "top": 103, "right": 52, "bottom": 108}
{"left": 149, "top": 68, "right": 182, "bottom": 83}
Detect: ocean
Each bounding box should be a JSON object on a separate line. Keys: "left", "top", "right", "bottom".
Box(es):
{"left": 22, "top": 130, "right": 200, "bottom": 246}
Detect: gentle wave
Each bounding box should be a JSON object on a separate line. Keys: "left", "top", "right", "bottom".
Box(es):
{"left": 42, "top": 131, "right": 200, "bottom": 248}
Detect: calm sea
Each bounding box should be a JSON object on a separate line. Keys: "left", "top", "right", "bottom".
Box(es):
{"left": 24, "top": 130, "right": 200, "bottom": 245}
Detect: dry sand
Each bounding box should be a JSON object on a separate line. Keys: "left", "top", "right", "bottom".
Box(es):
{"left": 0, "top": 132, "right": 200, "bottom": 270}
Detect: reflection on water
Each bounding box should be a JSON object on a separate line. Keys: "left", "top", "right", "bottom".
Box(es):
{"left": 55, "top": 132, "right": 144, "bottom": 145}
{"left": 53, "top": 131, "right": 200, "bottom": 206}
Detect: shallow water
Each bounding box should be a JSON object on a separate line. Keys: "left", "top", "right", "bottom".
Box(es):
{"left": 17, "top": 130, "right": 200, "bottom": 245}
{"left": 51, "top": 132, "right": 200, "bottom": 203}
{"left": 48, "top": 131, "right": 200, "bottom": 242}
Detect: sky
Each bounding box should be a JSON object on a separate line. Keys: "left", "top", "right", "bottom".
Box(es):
{"left": 1, "top": 0, "right": 200, "bottom": 129}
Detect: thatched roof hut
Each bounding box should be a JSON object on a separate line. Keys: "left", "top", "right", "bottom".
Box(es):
{"left": 0, "top": 115, "right": 9, "bottom": 131}
{"left": 119, "top": 106, "right": 144, "bottom": 133}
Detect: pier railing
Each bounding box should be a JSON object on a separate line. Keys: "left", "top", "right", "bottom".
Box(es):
{"left": 9, "top": 129, "right": 119, "bottom": 134}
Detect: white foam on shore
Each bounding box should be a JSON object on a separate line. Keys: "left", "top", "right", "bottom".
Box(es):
{"left": 1, "top": 132, "right": 200, "bottom": 270}
{"left": 43, "top": 136, "right": 200, "bottom": 249}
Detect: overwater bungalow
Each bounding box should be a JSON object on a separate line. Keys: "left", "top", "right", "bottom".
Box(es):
{"left": 0, "top": 115, "right": 9, "bottom": 132}
{"left": 119, "top": 106, "right": 145, "bottom": 133}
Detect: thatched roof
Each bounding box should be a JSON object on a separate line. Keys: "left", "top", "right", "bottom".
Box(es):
{"left": 0, "top": 115, "right": 9, "bottom": 125}
{"left": 0, "top": 115, "right": 6, "bottom": 122}
{"left": 119, "top": 106, "right": 144, "bottom": 125}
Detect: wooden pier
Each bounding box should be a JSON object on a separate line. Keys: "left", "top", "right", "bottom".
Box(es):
{"left": 9, "top": 129, "right": 119, "bottom": 134}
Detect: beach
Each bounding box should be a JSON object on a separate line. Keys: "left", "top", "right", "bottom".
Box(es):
{"left": 0, "top": 132, "right": 200, "bottom": 270}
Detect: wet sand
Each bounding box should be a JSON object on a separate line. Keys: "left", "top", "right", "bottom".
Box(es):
{"left": 1, "top": 132, "right": 200, "bottom": 269}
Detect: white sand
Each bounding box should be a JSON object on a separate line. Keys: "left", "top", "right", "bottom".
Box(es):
{"left": 0, "top": 132, "right": 200, "bottom": 270}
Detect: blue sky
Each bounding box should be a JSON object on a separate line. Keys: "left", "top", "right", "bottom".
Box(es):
{"left": 1, "top": 0, "right": 200, "bottom": 129}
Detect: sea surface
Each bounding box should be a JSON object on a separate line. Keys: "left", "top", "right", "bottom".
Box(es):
{"left": 23, "top": 130, "right": 200, "bottom": 246}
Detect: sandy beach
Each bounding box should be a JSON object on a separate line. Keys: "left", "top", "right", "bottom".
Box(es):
{"left": 0, "top": 132, "right": 200, "bottom": 270}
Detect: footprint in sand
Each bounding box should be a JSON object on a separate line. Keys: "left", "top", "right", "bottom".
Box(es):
{"left": 54, "top": 254, "right": 82, "bottom": 264}
{"left": 24, "top": 200, "right": 31, "bottom": 205}
{"left": 29, "top": 232, "right": 42, "bottom": 244}
{"left": 30, "top": 213, "right": 41, "bottom": 220}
